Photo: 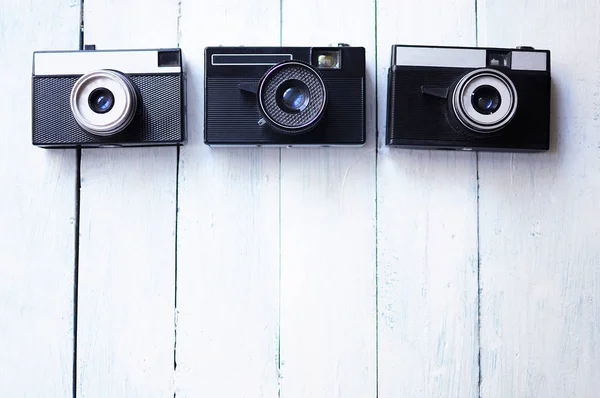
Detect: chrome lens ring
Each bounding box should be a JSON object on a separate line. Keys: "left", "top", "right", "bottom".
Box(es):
{"left": 258, "top": 61, "right": 327, "bottom": 134}
{"left": 452, "top": 68, "right": 518, "bottom": 133}
{"left": 70, "top": 70, "right": 138, "bottom": 136}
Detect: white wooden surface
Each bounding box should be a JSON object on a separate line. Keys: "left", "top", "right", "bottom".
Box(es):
{"left": 278, "top": 0, "right": 376, "bottom": 397}
{"left": 2, "top": 0, "right": 600, "bottom": 397}
{"left": 76, "top": 0, "right": 178, "bottom": 396}
{"left": 0, "top": 0, "right": 79, "bottom": 396}
{"left": 477, "top": 1, "right": 600, "bottom": 397}
{"left": 376, "top": 0, "right": 479, "bottom": 397}
{"left": 175, "top": 0, "right": 281, "bottom": 396}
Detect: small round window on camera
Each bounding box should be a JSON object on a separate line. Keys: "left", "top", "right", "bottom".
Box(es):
{"left": 70, "top": 70, "right": 138, "bottom": 136}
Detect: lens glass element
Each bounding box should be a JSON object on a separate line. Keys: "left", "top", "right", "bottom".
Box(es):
{"left": 88, "top": 88, "right": 115, "bottom": 114}
{"left": 282, "top": 87, "right": 306, "bottom": 111}
{"left": 471, "top": 85, "right": 501, "bottom": 114}
{"left": 276, "top": 80, "right": 310, "bottom": 113}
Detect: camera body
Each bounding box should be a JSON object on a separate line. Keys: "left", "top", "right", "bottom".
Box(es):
{"left": 204, "top": 46, "right": 366, "bottom": 146}
{"left": 386, "top": 45, "right": 551, "bottom": 152}
{"left": 32, "top": 48, "right": 186, "bottom": 148}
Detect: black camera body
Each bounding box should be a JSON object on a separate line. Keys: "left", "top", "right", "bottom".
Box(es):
{"left": 386, "top": 45, "right": 551, "bottom": 152}
{"left": 32, "top": 48, "right": 186, "bottom": 148}
{"left": 204, "top": 46, "right": 366, "bottom": 146}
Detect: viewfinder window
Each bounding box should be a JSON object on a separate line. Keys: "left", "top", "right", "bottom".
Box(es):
{"left": 312, "top": 50, "right": 341, "bottom": 69}
{"left": 488, "top": 51, "right": 512, "bottom": 68}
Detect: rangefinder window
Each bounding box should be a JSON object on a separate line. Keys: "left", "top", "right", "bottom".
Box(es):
{"left": 211, "top": 54, "right": 293, "bottom": 65}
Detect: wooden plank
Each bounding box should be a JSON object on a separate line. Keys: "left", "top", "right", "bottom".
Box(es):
{"left": 277, "top": 1, "right": 377, "bottom": 397}
{"left": 0, "top": 0, "right": 79, "bottom": 396}
{"left": 174, "top": 0, "right": 281, "bottom": 396}
{"left": 76, "top": 0, "right": 178, "bottom": 396}
{"left": 376, "top": 1, "right": 480, "bottom": 397}
{"left": 477, "top": 1, "right": 600, "bottom": 397}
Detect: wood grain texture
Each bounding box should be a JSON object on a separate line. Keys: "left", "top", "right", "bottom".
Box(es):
{"left": 174, "top": 0, "right": 281, "bottom": 396}
{"left": 76, "top": 0, "right": 178, "bottom": 396}
{"left": 278, "top": 0, "right": 377, "bottom": 397}
{"left": 477, "top": 1, "right": 600, "bottom": 397}
{"left": 0, "top": 1, "right": 79, "bottom": 396}
{"left": 376, "top": 1, "right": 479, "bottom": 397}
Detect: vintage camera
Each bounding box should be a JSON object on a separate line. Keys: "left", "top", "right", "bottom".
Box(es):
{"left": 32, "top": 47, "right": 186, "bottom": 148}
{"left": 204, "top": 45, "right": 366, "bottom": 146}
{"left": 386, "top": 45, "right": 551, "bottom": 151}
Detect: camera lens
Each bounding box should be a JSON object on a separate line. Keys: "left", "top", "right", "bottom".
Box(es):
{"left": 471, "top": 85, "right": 501, "bottom": 114}
{"left": 277, "top": 80, "right": 310, "bottom": 113}
{"left": 258, "top": 61, "right": 327, "bottom": 134}
{"left": 70, "top": 70, "right": 138, "bottom": 136}
{"left": 451, "top": 68, "right": 517, "bottom": 133}
{"left": 88, "top": 88, "right": 115, "bottom": 114}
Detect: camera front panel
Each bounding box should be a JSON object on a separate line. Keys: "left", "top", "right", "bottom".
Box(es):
{"left": 204, "top": 47, "right": 365, "bottom": 146}
{"left": 32, "top": 49, "right": 185, "bottom": 148}
{"left": 386, "top": 45, "right": 551, "bottom": 152}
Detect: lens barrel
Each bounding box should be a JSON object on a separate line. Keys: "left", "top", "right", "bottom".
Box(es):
{"left": 257, "top": 60, "right": 327, "bottom": 134}
{"left": 452, "top": 68, "right": 518, "bottom": 133}
{"left": 70, "top": 70, "right": 138, "bottom": 136}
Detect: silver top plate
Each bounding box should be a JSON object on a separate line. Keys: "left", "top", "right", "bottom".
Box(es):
{"left": 394, "top": 46, "right": 548, "bottom": 71}
{"left": 395, "top": 47, "right": 486, "bottom": 68}
{"left": 34, "top": 50, "right": 181, "bottom": 76}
